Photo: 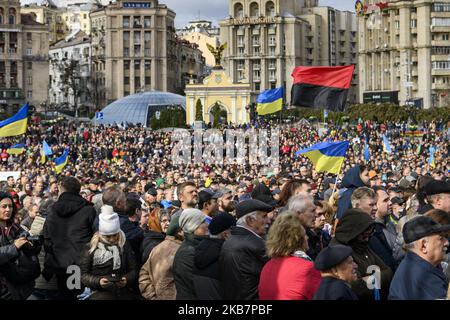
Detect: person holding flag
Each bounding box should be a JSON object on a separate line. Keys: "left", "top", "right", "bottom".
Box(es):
{"left": 296, "top": 141, "right": 350, "bottom": 175}
{"left": 256, "top": 87, "right": 284, "bottom": 116}
{"left": 0, "top": 103, "right": 29, "bottom": 137}
{"left": 428, "top": 146, "right": 436, "bottom": 169}
{"left": 41, "top": 140, "right": 53, "bottom": 164}
{"left": 54, "top": 148, "right": 70, "bottom": 174}
{"left": 382, "top": 135, "right": 392, "bottom": 154}
{"left": 7, "top": 143, "right": 25, "bottom": 155}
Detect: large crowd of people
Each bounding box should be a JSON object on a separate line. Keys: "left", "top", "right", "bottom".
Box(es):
{"left": 0, "top": 117, "right": 449, "bottom": 300}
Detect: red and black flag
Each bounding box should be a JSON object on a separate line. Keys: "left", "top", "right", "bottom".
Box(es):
{"left": 291, "top": 65, "right": 355, "bottom": 111}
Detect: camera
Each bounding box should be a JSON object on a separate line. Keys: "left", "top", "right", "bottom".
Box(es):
{"left": 19, "top": 231, "right": 43, "bottom": 246}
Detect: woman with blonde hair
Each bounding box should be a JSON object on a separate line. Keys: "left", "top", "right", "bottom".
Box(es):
{"left": 258, "top": 212, "right": 321, "bottom": 300}
{"left": 80, "top": 205, "right": 137, "bottom": 300}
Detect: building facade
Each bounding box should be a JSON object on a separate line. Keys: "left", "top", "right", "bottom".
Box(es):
{"left": 178, "top": 20, "right": 220, "bottom": 67}
{"left": 21, "top": 1, "right": 100, "bottom": 45}
{"left": 90, "top": 0, "right": 178, "bottom": 107}
{"left": 178, "top": 38, "right": 206, "bottom": 90}
{"left": 0, "top": 0, "right": 49, "bottom": 114}
{"left": 219, "top": 0, "right": 358, "bottom": 104}
{"left": 49, "top": 30, "right": 94, "bottom": 116}
{"left": 358, "top": 0, "right": 450, "bottom": 108}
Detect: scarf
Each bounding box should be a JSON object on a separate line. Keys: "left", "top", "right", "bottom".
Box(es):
{"left": 93, "top": 242, "right": 121, "bottom": 271}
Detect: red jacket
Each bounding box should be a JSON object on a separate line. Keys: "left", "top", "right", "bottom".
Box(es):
{"left": 258, "top": 256, "right": 321, "bottom": 300}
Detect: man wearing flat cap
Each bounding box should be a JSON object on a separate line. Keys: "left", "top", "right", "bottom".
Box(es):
{"left": 219, "top": 199, "right": 273, "bottom": 300}
{"left": 313, "top": 245, "right": 359, "bottom": 300}
{"left": 423, "top": 180, "right": 450, "bottom": 214}
{"left": 389, "top": 216, "right": 450, "bottom": 300}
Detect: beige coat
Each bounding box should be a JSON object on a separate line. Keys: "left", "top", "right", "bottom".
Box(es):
{"left": 139, "top": 236, "right": 181, "bottom": 300}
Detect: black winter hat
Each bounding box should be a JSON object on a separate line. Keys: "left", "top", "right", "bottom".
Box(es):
{"left": 424, "top": 180, "right": 450, "bottom": 196}
{"left": 403, "top": 216, "right": 450, "bottom": 244}
{"left": 334, "top": 209, "right": 375, "bottom": 244}
{"left": 235, "top": 199, "right": 273, "bottom": 219}
{"left": 314, "top": 245, "right": 353, "bottom": 271}
{"left": 208, "top": 213, "right": 236, "bottom": 235}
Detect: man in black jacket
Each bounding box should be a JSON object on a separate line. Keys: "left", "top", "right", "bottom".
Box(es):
{"left": 43, "top": 177, "right": 97, "bottom": 300}
{"left": 219, "top": 199, "right": 272, "bottom": 300}
{"left": 193, "top": 212, "right": 236, "bottom": 300}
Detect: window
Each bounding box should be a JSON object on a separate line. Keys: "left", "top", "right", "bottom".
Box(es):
{"left": 145, "top": 76, "right": 151, "bottom": 85}
{"left": 144, "top": 16, "right": 151, "bottom": 28}
{"left": 432, "top": 18, "right": 450, "bottom": 27}
{"left": 134, "top": 76, "right": 140, "bottom": 87}
{"left": 268, "top": 59, "right": 276, "bottom": 69}
{"left": 250, "top": 2, "right": 259, "bottom": 18}
{"left": 27, "top": 33, "right": 32, "bottom": 42}
{"left": 269, "top": 47, "right": 275, "bottom": 56}
{"left": 27, "top": 62, "right": 32, "bottom": 70}
{"left": 237, "top": 59, "right": 245, "bottom": 70}
{"left": 432, "top": 46, "right": 450, "bottom": 55}
{"left": 395, "top": 21, "right": 400, "bottom": 30}
{"left": 134, "top": 31, "right": 141, "bottom": 43}
{"left": 145, "top": 60, "right": 151, "bottom": 68}
{"left": 124, "top": 76, "right": 130, "bottom": 85}
{"left": 134, "top": 60, "right": 140, "bottom": 69}
{"left": 123, "top": 16, "right": 130, "bottom": 28}
{"left": 27, "top": 90, "right": 32, "bottom": 99}
{"left": 238, "top": 47, "right": 244, "bottom": 56}
{"left": 124, "top": 48, "right": 129, "bottom": 57}
{"left": 443, "top": 34, "right": 450, "bottom": 41}
{"left": 432, "top": 61, "right": 450, "bottom": 69}
{"left": 411, "top": 19, "right": 417, "bottom": 28}
{"left": 144, "top": 32, "right": 151, "bottom": 42}
{"left": 238, "top": 70, "right": 245, "bottom": 81}
{"left": 252, "top": 35, "right": 260, "bottom": 46}
{"left": 237, "top": 35, "right": 245, "bottom": 46}
{"left": 8, "top": 8, "right": 15, "bottom": 25}
{"left": 26, "top": 48, "right": 32, "bottom": 56}
{"left": 253, "top": 70, "right": 260, "bottom": 81}
{"left": 234, "top": 3, "right": 244, "bottom": 18}
{"left": 269, "top": 70, "right": 276, "bottom": 82}
{"left": 266, "top": 1, "right": 275, "bottom": 17}
{"left": 253, "top": 46, "right": 260, "bottom": 55}
{"left": 269, "top": 36, "right": 276, "bottom": 46}
{"left": 133, "top": 16, "right": 141, "bottom": 28}
{"left": 124, "top": 60, "right": 130, "bottom": 70}
{"left": 83, "top": 14, "right": 87, "bottom": 19}
{"left": 255, "top": 83, "right": 260, "bottom": 91}
{"left": 27, "top": 76, "right": 32, "bottom": 85}
{"left": 145, "top": 48, "right": 150, "bottom": 56}
{"left": 123, "top": 31, "right": 130, "bottom": 42}
{"left": 433, "top": 3, "right": 450, "bottom": 12}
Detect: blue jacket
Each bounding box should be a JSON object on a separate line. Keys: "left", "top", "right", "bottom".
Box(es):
{"left": 336, "top": 166, "right": 366, "bottom": 219}
{"left": 389, "top": 251, "right": 449, "bottom": 300}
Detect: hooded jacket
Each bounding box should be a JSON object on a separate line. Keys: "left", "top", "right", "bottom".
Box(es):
{"left": 336, "top": 166, "right": 367, "bottom": 219}
{"left": 43, "top": 192, "right": 97, "bottom": 275}
{"left": 192, "top": 238, "right": 225, "bottom": 300}
{"left": 172, "top": 233, "right": 206, "bottom": 300}
{"left": 331, "top": 209, "right": 393, "bottom": 301}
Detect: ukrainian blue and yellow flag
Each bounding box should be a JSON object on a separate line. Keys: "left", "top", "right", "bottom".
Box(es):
{"left": 296, "top": 141, "right": 350, "bottom": 174}
{"left": 256, "top": 87, "right": 283, "bottom": 116}
{"left": 364, "top": 142, "right": 371, "bottom": 163}
{"left": 54, "top": 148, "right": 69, "bottom": 174}
{"left": 0, "top": 103, "right": 29, "bottom": 138}
{"left": 7, "top": 143, "right": 25, "bottom": 155}
{"left": 429, "top": 146, "right": 436, "bottom": 169}
{"left": 382, "top": 135, "right": 392, "bottom": 154}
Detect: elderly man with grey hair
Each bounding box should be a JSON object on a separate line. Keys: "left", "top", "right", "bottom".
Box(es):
{"left": 219, "top": 199, "right": 273, "bottom": 300}
{"left": 389, "top": 216, "right": 450, "bottom": 300}
{"left": 287, "top": 192, "right": 321, "bottom": 260}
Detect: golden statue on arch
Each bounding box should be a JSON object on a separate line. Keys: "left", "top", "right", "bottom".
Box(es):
{"left": 206, "top": 41, "right": 227, "bottom": 69}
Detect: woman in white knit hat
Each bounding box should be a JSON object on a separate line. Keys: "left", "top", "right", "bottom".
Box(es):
{"left": 79, "top": 205, "right": 138, "bottom": 300}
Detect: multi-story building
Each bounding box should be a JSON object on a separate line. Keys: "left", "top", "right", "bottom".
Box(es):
{"left": 219, "top": 0, "right": 358, "bottom": 104}
{"left": 178, "top": 38, "right": 206, "bottom": 90}
{"left": 21, "top": 1, "right": 100, "bottom": 44}
{"left": 358, "top": 0, "right": 450, "bottom": 108}
{"left": 178, "top": 20, "right": 220, "bottom": 67}
{"left": 90, "top": 0, "right": 178, "bottom": 107}
{"left": 49, "top": 30, "right": 95, "bottom": 116}
{"left": 0, "top": 0, "right": 49, "bottom": 114}
{"left": 21, "top": 1, "right": 66, "bottom": 44}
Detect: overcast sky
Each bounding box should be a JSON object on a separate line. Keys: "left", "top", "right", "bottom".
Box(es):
{"left": 20, "top": 0, "right": 356, "bottom": 28}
